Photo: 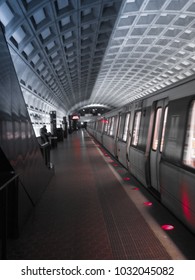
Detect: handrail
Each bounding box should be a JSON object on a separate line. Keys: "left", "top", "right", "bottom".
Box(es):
{"left": 0, "top": 173, "right": 19, "bottom": 191}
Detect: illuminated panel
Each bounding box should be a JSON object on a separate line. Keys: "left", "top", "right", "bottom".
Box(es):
{"left": 72, "top": 115, "right": 80, "bottom": 120}
{"left": 101, "top": 119, "right": 109, "bottom": 123}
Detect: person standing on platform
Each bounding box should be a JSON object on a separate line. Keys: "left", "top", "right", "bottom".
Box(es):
{"left": 40, "top": 125, "right": 50, "bottom": 143}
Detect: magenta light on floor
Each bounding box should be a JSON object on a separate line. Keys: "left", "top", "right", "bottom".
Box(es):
{"left": 123, "top": 177, "right": 130, "bottom": 181}
{"left": 161, "top": 224, "right": 174, "bottom": 231}
{"left": 144, "top": 201, "right": 153, "bottom": 206}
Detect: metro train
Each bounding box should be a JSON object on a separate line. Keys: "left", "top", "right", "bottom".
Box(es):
{"left": 87, "top": 75, "right": 195, "bottom": 234}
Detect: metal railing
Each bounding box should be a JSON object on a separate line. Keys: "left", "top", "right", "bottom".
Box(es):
{"left": 0, "top": 174, "right": 19, "bottom": 260}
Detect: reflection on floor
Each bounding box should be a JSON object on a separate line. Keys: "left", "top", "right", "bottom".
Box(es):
{"left": 7, "top": 130, "right": 195, "bottom": 260}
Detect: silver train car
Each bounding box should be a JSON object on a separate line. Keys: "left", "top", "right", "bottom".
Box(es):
{"left": 87, "top": 75, "right": 195, "bottom": 234}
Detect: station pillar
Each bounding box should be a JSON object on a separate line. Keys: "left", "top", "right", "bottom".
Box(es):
{"left": 50, "top": 111, "right": 57, "bottom": 136}
{"left": 63, "top": 116, "right": 68, "bottom": 138}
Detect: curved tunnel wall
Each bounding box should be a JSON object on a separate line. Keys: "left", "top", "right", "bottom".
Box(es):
{"left": 9, "top": 48, "right": 65, "bottom": 136}
{"left": 0, "top": 25, "right": 53, "bottom": 232}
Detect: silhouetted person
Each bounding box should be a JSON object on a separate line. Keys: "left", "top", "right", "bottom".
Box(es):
{"left": 40, "top": 125, "right": 50, "bottom": 143}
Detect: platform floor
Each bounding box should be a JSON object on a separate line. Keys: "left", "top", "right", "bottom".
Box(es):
{"left": 7, "top": 129, "right": 195, "bottom": 260}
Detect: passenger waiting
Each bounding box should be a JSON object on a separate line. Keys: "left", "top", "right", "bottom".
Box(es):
{"left": 40, "top": 125, "right": 51, "bottom": 143}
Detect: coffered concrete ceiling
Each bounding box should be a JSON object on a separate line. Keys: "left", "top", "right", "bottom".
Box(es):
{"left": 1, "top": 0, "right": 195, "bottom": 115}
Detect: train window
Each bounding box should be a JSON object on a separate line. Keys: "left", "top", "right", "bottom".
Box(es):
{"left": 104, "top": 118, "right": 109, "bottom": 133}
{"left": 118, "top": 114, "right": 125, "bottom": 140}
{"left": 97, "top": 120, "right": 102, "bottom": 132}
{"left": 122, "top": 113, "right": 130, "bottom": 142}
{"left": 109, "top": 117, "right": 114, "bottom": 136}
{"left": 110, "top": 116, "right": 117, "bottom": 136}
{"left": 160, "top": 107, "right": 168, "bottom": 152}
{"left": 152, "top": 108, "right": 162, "bottom": 151}
{"left": 117, "top": 115, "right": 122, "bottom": 137}
{"left": 107, "top": 118, "right": 112, "bottom": 134}
{"left": 132, "top": 111, "right": 142, "bottom": 146}
{"left": 183, "top": 101, "right": 195, "bottom": 168}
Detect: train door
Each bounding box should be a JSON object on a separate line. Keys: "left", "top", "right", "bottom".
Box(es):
{"left": 150, "top": 99, "right": 168, "bottom": 192}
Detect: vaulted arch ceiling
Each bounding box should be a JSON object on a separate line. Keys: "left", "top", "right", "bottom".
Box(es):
{"left": 1, "top": 0, "right": 195, "bottom": 115}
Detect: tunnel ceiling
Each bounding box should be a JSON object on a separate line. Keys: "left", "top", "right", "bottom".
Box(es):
{"left": 1, "top": 0, "right": 195, "bottom": 114}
